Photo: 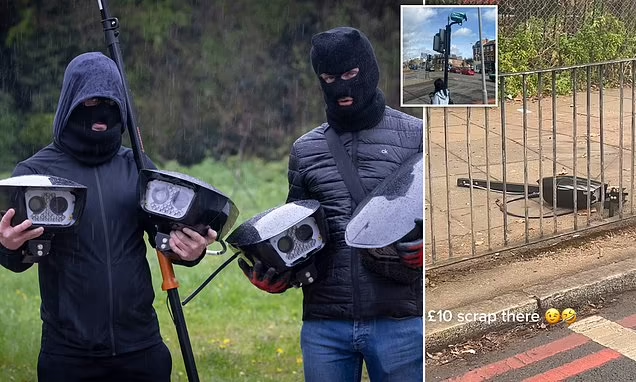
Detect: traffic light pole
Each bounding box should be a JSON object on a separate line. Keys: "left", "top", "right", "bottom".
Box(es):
{"left": 443, "top": 21, "right": 464, "bottom": 89}
{"left": 443, "top": 24, "right": 451, "bottom": 89}
{"left": 439, "top": 11, "right": 467, "bottom": 90}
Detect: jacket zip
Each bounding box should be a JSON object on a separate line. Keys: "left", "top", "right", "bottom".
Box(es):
{"left": 94, "top": 167, "right": 117, "bottom": 355}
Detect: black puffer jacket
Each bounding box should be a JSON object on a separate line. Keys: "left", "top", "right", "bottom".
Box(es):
{"left": 286, "top": 107, "right": 423, "bottom": 320}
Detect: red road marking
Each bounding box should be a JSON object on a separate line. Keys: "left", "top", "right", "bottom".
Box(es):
{"left": 444, "top": 335, "right": 589, "bottom": 382}
{"left": 441, "top": 313, "right": 636, "bottom": 382}
{"left": 521, "top": 348, "right": 622, "bottom": 382}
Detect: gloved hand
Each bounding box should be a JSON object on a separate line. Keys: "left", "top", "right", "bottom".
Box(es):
{"left": 238, "top": 258, "right": 292, "bottom": 294}
{"left": 396, "top": 218, "right": 423, "bottom": 269}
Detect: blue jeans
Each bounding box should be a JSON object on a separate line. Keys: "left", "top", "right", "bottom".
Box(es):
{"left": 301, "top": 317, "right": 423, "bottom": 382}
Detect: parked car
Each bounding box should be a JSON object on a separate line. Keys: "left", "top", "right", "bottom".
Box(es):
{"left": 461, "top": 68, "right": 475, "bottom": 75}
{"left": 449, "top": 67, "right": 461, "bottom": 73}
{"left": 489, "top": 72, "right": 496, "bottom": 82}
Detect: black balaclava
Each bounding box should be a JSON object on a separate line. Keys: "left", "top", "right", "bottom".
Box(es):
{"left": 310, "top": 27, "right": 386, "bottom": 132}
{"left": 59, "top": 100, "right": 123, "bottom": 166}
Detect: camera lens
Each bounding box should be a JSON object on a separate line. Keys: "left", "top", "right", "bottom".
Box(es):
{"left": 277, "top": 236, "right": 294, "bottom": 253}
{"left": 171, "top": 190, "right": 190, "bottom": 210}
{"left": 295, "top": 224, "right": 313, "bottom": 241}
{"left": 28, "top": 196, "right": 46, "bottom": 214}
{"left": 49, "top": 196, "right": 68, "bottom": 215}
{"left": 151, "top": 186, "right": 170, "bottom": 204}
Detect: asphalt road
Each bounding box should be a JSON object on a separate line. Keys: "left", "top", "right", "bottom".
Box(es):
{"left": 403, "top": 71, "right": 496, "bottom": 106}
{"left": 425, "top": 290, "right": 636, "bottom": 381}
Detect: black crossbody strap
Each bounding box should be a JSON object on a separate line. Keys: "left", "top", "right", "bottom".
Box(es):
{"left": 324, "top": 126, "right": 367, "bottom": 205}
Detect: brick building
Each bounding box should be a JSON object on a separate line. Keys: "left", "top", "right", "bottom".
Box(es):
{"left": 473, "top": 39, "right": 496, "bottom": 73}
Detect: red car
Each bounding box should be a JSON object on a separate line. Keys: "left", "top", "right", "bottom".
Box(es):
{"left": 449, "top": 67, "right": 461, "bottom": 73}
{"left": 461, "top": 68, "right": 475, "bottom": 75}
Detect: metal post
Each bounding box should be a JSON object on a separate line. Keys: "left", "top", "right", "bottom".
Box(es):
{"left": 97, "top": 1, "right": 199, "bottom": 380}
{"left": 443, "top": 24, "right": 451, "bottom": 89}
{"left": 478, "top": 8, "right": 488, "bottom": 104}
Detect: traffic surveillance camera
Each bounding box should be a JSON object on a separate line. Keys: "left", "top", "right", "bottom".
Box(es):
{"left": 0, "top": 175, "right": 88, "bottom": 262}
{"left": 226, "top": 200, "right": 327, "bottom": 285}
{"left": 346, "top": 153, "right": 423, "bottom": 251}
{"left": 138, "top": 169, "right": 239, "bottom": 254}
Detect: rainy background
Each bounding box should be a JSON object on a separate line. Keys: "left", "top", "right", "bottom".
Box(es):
{"left": 0, "top": 1, "right": 423, "bottom": 381}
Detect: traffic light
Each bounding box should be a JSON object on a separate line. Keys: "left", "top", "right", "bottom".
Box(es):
{"left": 433, "top": 28, "right": 446, "bottom": 53}
{"left": 433, "top": 33, "right": 442, "bottom": 53}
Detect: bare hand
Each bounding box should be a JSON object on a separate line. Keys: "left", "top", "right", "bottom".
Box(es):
{"left": 169, "top": 227, "right": 217, "bottom": 262}
{"left": 0, "top": 208, "right": 44, "bottom": 251}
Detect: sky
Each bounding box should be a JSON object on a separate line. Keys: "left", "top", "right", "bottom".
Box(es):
{"left": 402, "top": 5, "right": 497, "bottom": 62}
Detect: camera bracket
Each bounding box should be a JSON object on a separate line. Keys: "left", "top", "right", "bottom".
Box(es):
{"left": 23, "top": 233, "right": 55, "bottom": 263}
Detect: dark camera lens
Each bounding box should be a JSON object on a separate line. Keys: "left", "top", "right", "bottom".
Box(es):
{"left": 151, "top": 186, "right": 170, "bottom": 204}
{"left": 28, "top": 196, "right": 46, "bottom": 214}
{"left": 49, "top": 196, "right": 68, "bottom": 215}
{"left": 277, "top": 236, "right": 294, "bottom": 253}
{"left": 295, "top": 224, "right": 313, "bottom": 241}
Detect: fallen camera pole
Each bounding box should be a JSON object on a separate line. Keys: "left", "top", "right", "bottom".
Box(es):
{"left": 457, "top": 176, "right": 628, "bottom": 218}
{"left": 96, "top": 1, "right": 200, "bottom": 380}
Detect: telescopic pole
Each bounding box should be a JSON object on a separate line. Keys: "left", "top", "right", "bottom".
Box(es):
{"left": 96, "top": 1, "right": 200, "bottom": 381}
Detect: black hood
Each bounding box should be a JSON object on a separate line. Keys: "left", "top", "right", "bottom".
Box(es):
{"left": 53, "top": 52, "right": 128, "bottom": 166}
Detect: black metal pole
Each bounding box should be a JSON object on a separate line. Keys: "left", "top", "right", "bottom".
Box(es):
{"left": 96, "top": 1, "right": 200, "bottom": 381}
{"left": 443, "top": 24, "right": 450, "bottom": 89}
{"left": 97, "top": 0, "right": 146, "bottom": 171}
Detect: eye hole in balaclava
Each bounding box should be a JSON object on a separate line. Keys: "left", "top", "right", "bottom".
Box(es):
{"left": 310, "top": 27, "right": 386, "bottom": 132}
{"left": 59, "top": 98, "right": 124, "bottom": 166}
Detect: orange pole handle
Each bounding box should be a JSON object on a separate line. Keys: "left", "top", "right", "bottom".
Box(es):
{"left": 156, "top": 250, "right": 179, "bottom": 291}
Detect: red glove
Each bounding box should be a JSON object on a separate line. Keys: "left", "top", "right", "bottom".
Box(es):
{"left": 396, "top": 218, "right": 423, "bottom": 269}
{"left": 396, "top": 238, "right": 423, "bottom": 269}
{"left": 238, "top": 258, "right": 292, "bottom": 294}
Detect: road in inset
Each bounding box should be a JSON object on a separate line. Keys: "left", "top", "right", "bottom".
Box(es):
{"left": 403, "top": 71, "right": 496, "bottom": 106}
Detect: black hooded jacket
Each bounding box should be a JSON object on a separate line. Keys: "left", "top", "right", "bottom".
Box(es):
{"left": 0, "top": 52, "right": 195, "bottom": 357}
{"left": 286, "top": 106, "right": 423, "bottom": 320}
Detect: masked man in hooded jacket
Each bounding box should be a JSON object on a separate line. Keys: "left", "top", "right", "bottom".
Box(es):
{"left": 238, "top": 27, "right": 424, "bottom": 381}
{"left": 0, "top": 52, "right": 217, "bottom": 382}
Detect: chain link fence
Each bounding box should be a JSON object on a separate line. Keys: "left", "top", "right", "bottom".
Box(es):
{"left": 425, "top": 0, "right": 636, "bottom": 72}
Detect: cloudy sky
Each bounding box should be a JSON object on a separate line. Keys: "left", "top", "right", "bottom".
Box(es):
{"left": 402, "top": 5, "right": 497, "bottom": 62}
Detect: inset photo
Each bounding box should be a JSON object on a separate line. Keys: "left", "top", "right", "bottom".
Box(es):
{"left": 401, "top": 4, "right": 498, "bottom": 107}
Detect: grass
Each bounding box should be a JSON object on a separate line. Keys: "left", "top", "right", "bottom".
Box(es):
{"left": 0, "top": 157, "right": 312, "bottom": 381}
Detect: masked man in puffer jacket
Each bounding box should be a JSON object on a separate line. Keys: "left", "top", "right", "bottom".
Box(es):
{"left": 238, "top": 27, "right": 423, "bottom": 382}
{"left": 0, "top": 52, "right": 217, "bottom": 382}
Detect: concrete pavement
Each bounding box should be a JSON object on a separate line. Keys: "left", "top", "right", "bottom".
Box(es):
{"left": 425, "top": 87, "right": 636, "bottom": 267}
{"left": 426, "top": 236, "right": 636, "bottom": 353}
{"left": 423, "top": 77, "right": 636, "bottom": 380}
{"left": 426, "top": 289, "right": 636, "bottom": 381}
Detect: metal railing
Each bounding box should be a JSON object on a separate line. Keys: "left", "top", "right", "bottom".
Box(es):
{"left": 425, "top": 58, "right": 636, "bottom": 269}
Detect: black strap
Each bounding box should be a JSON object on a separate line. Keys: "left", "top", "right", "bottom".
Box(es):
{"left": 324, "top": 126, "right": 367, "bottom": 205}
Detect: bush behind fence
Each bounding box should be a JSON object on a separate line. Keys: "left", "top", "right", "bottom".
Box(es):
{"left": 425, "top": 0, "right": 636, "bottom": 97}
